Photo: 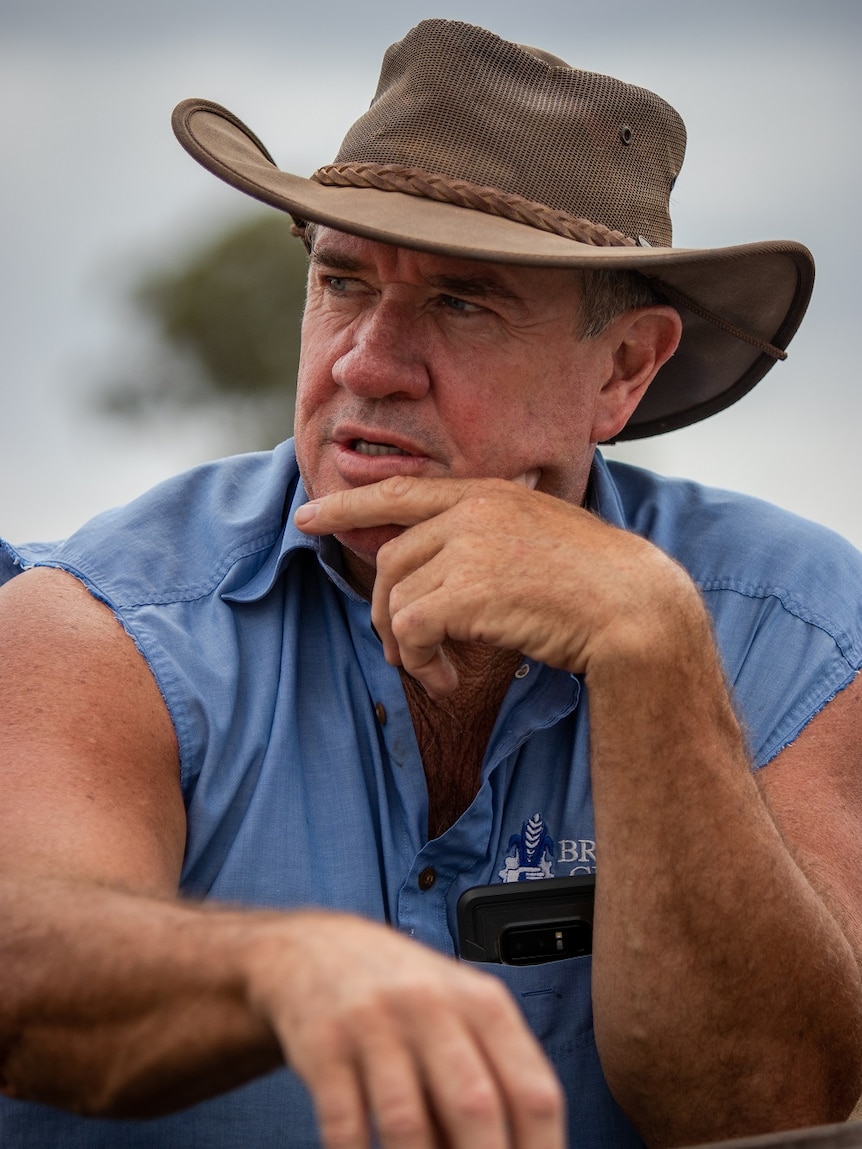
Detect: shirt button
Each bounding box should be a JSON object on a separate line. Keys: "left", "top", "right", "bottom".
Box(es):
{"left": 515, "top": 662, "right": 530, "bottom": 679}
{"left": 418, "top": 866, "right": 437, "bottom": 891}
{"left": 374, "top": 702, "right": 387, "bottom": 725}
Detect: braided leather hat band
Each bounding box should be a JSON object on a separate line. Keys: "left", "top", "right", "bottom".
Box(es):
{"left": 309, "top": 163, "right": 637, "bottom": 249}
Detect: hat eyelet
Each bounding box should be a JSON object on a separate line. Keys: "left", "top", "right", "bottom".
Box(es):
{"left": 620, "top": 125, "right": 633, "bottom": 145}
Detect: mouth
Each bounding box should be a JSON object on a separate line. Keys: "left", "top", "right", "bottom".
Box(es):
{"left": 351, "top": 438, "right": 412, "bottom": 457}
{"left": 329, "top": 431, "right": 433, "bottom": 486}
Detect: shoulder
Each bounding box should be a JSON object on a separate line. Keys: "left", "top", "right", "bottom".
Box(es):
{"left": 605, "top": 457, "right": 861, "bottom": 581}
{"left": 0, "top": 564, "right": 186, "bottom": 891}
{"left": 604, "top": 457, "right": 862, "bottom": 618}
{"left": 602, "top": 457, "right": 862, "bottom": 764}
{"left": 1, "top": 441, "right": 311, "bottom": 794}
{"left": 1, "top": 440, "right": 302, "bottom": 608}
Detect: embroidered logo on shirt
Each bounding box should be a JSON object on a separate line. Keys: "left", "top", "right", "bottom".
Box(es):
{"left": 498, "top": 813, "right": 556, "bottom": 882}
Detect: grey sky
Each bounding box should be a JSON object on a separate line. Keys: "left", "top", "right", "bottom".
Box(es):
{"left": 1, "top": 1, "right": 860, "bottom": 544}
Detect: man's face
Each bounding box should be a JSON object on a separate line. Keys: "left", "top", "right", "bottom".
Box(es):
{"left": 295, "top": 228, "right": 619, "bottom": 566}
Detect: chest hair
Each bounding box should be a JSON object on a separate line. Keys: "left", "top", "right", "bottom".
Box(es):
{"left": 399, "top": 645, "right": 524, "bottom": 840}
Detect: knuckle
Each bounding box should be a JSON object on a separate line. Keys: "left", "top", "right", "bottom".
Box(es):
{"left": 308, "top": 1073, "right": 365, "bottom": 1145}
{"left": 467, "top": 971, "right": 515, "bottom": 1015}
{"left": 374, "top": 1096, "right": 426, "bottom": 1140}
{"left": 404, "top": 980, "right": 450, "bottom": 1016}
{"left": 340, "top": 992, "right": 398, "bottom": 1038}
{"left": 387, "top": 580, "right": 408, "bottom": 617}
{"left": 390, "top": 602, "right": 425, "bottom": 644}
{"left": 464, "top": 476, "right": 510, "bottom": 505}
{"left": 378, "top": 475, "right": 414, "bottom": 501}
{"left": 514, "top": 1074, "right": 566, "bottom": 1124}
{"left": 449, "top": 1076, "right": 499, "bottom": 1125}
{"left": 316, "top": 1109, "right": 365, "bottom": 1149}
{"left": 373, "top": 535, "right": 411, "bottom": 583}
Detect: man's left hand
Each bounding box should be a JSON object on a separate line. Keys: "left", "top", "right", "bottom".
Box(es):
{"left": 295, "top": 474, "right": 687, "bottom": 699}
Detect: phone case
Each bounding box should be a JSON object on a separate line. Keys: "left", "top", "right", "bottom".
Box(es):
{"left": 456, "top": 875, "right": 596, "bottom": 964}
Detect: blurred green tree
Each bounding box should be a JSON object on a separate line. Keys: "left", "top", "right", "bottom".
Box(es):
{"left": 102, "top": 211, "right": 308, "bottom": 450}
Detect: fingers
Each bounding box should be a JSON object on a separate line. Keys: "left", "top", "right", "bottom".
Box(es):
{"left": 391, "top": 637, "right": 459, "bottom": 702}
{"left": 293, "top": 474, "right": 542, "bottom": 536}
{"left": 294, "top": 475, "right": 474, "bottom": 535}
{"left": 309, "top": 1052, "right": 372, "bottom": 1149}
{"left": 351, "top": 1029, "right": 434, "bottom": 1149}
{"left": 304, "top": 973, "right": 566, "bottom": 1149}
{"left": 473, "top": 990, "right": 567, "bottom": 1149}
{"left": 358, "top": 1012, "right": 511, "bottom": 1149}
{"left": 256, "top": 912, "right": 565, "bottom": 1149}
{"left": 416, "top": 987, "right": 566, "bottom": 1149}
{"left": 370, "top": 532, "right": 459, "bottom": 698}
{"left": 410, "top": 1014, "right": 513, "bottom": 1149}
{"left": 293, "top": 474, "right": 589, "bottom": 692}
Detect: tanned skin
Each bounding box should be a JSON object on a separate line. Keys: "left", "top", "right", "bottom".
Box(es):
{"left": 2, "top": 232, "right": 861, "bottom": 1148}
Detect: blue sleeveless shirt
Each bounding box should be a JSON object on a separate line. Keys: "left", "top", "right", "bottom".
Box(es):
{"left": 2, "top": 442, "right": 861, "bottom": 1148}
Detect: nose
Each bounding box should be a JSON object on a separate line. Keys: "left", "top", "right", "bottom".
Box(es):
{"left": 331, "top": 301, "right": 431, "bottom": 401}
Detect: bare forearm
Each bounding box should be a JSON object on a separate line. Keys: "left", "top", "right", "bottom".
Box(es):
{"left": 587, "top": 597, "right": 862, "bottom": 1144}
{"left": 0, "top": 877, "right": 567, "bottom": 1148}
{"left": 0, "top": 876, "right": 283, "bottom": 1117}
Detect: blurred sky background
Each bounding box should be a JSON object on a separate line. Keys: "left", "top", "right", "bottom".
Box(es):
{"left": 2, "top": 0, "right": 860, "bottom": 546}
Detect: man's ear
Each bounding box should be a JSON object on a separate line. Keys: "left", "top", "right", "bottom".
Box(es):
{"left": 590, "top": 306, "right": 682, "bottom": 444}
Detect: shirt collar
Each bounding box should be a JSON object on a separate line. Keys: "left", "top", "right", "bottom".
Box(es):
{"left": 221, "top": 467, "right": 363, "bottom": 604}
{"left": 224, "top": 447, "right": 628, "bottom": 605}
{"left": 588, "top": 449, "right": 629, "bottom": 529}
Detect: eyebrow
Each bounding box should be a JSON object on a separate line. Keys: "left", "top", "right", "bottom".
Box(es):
{"left": 310, "top": 245, "right": 526, "bottom": 308}
{"left": 310, "top": 246, "right": 365, "bottom": 273}
{"left": 427, "top": 274, "right": 523, "bottom": 306}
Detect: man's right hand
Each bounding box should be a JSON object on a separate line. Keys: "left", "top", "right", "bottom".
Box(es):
{"left": 245, "top": 909, "right": 565, "bottom": 1149}
{"left": 0, "top": 567, "right": 565, "bottom": 1148}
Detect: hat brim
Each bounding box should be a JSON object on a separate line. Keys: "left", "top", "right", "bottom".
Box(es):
{"left": 172, "top": 98, "right": 815, "bottom": 441}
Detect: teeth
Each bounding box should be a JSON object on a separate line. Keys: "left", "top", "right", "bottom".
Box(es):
{"left": 353, "top": 439, "right": 408, "bottom": 457}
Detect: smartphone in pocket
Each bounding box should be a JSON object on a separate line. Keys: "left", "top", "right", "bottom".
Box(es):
{"left": 456, "top": 875, "right": 595, "bottom": 965}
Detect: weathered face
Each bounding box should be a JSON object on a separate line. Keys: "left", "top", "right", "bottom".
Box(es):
{"left": 294, "top": 228, "right": 620, "bottom": 566}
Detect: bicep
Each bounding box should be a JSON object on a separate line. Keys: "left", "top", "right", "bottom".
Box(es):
{"left": 758, "top": 670, "right": 862, "bottom": 955}
{"left": 0, "top": 567, "right": 185, "bottom": 895}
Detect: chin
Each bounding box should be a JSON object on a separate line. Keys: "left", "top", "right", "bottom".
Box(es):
{"left": 335, "top": 525, "right": 404, "bottom": 564}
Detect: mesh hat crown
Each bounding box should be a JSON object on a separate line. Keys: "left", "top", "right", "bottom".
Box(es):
{"left": 172, "top": 19, "right": 814, "bottom": 439}
{"left": 333, "top": 21, "right": 686, "bottom": 249}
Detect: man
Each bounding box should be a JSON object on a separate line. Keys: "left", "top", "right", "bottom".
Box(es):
{"left": 2, "top": 18, "right": 862, "bottom": 1149}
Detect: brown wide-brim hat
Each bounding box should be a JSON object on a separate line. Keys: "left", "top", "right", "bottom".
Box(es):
{"left": 172, "top": 19, "right": 814, "bottom": 440}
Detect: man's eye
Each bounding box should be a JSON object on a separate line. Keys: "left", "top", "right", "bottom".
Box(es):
{"left": 324, "top": 276, "right": 353, "bottom": 292}
{"left": 440, "top": 295, "right": 480, "bottom": 313}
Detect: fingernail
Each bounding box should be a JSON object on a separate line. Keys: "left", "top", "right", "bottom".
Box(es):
{"left": 513, "top": 469, "right": 541, "bottom": 490}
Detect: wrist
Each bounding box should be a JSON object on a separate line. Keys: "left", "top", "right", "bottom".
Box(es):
{"left": 581, "top": 547, "right": 709, "bottom": 681}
